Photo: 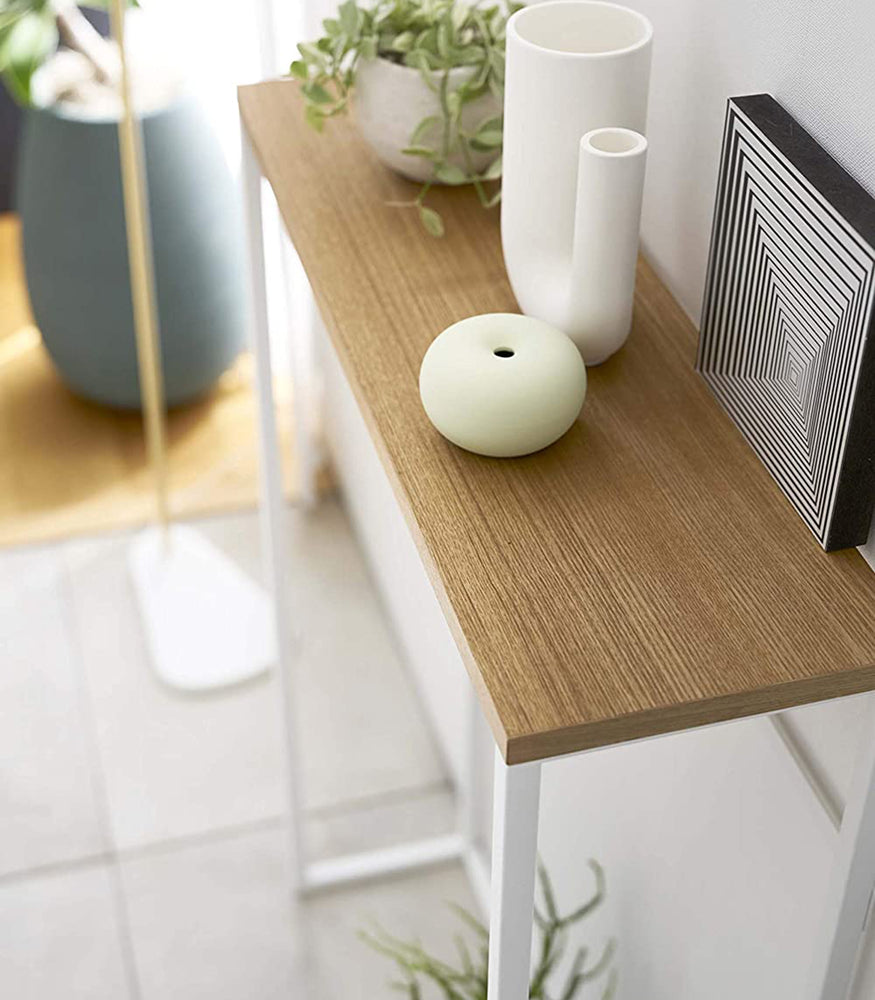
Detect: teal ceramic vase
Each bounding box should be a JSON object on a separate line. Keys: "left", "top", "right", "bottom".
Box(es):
{"left": 16, "top": 97, "right": 246, "bottom": 409}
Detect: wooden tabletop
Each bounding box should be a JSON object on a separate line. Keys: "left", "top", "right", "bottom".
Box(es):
{"left": 240, "top": 80, "right": 875, "bottom": 765}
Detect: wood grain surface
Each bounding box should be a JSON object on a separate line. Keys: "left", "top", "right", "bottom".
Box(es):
{"left": 240, "top": 80, "right": 875, "bottom": 764}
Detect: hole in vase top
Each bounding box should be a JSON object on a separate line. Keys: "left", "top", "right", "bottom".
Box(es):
{"left": 512, "top": 2, "right": 652, "bottom": 56}
{"left": 494, "top": 348, "right": 515, "bottom": 358}
{"left": 586, "top": 128, "right": 646, "bottom": 154}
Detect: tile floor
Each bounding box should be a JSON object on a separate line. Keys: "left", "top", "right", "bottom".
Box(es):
{"left": 0, "top": 497, "right": 476, "bottom": 999}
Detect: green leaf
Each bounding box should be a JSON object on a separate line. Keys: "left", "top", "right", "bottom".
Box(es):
{"left": 437, "top": 22, "right": 451, "bottom": 58}
{"left": 601, "top": 968, "right": 619, "bottom": 1000}
{"left": 482, "top": 154, "right": 502, "bottom": 180}
{"left": 338, "top": 0, "right": 361, "bottom": 37}
{"left": 390, "top": 30, "right": 415, "bottom": 51}
{"left": 359, "top": 35, "right": 378, "bottom": 59}
{"left": 562, "top": 860, "right": 606, "bottom": 924}
{"left": 452, "top": 44, "right": 485, "bottom": 64}
{"left": 487, "top": 46, "right": 505, "bottom": 81}
{"left": 288, "top": 59, "right": 308, "bottom": 80}
{"left": 297, "top": 41, "right": 326, "bottom": 64}
{"left": 322, "top": 16, "right": 341, "bottom": 35}
{"left": 419, "top": 205, "right": 444, "bottom": 237}
{"left": 538, "top": 860, "right": 560, "bottom": 923}
{"left": 305, "top": 104, "right": 326, "bottom": 132}
{"left": 434, "top": 162, "right": 468, "bottom": 185}
{"left": 408, "top": 114, "right": 440, "bottom": 144}
{"left": 475, "top": 114, "right": 503, "bottom": 135}
{"left": 470, "top": 8, "right": 491, "bottom": 43}
{"left": 0, "top": 9, "right": 57, "bottom": 106}
{"left": 469, "top": 130, "right": 502, "bottom": 150}
{"left": 470, "top": 59, "right": 491, "bottom": 89}
{"left": 401, "top": 145, "right": 437, "bottom": 158}
{"left": 451, "top": 2, "right": 470, "bottom": 33}
{"left": 416, "top": 26, "right": 438, "bottom": 55}
{"left": 579, "top": 939, "right": 616, "bottom": 982}
{"left": 406, "top": 49, "right": 436, "bottom": 91}
{"left": 0, "top": 9, "right": 25, "bottom": 35}
{"left": 331, "top": 35, "right": 348, "bottom": 60}
{"left": 302, "top": 81, "right": 333, "bottom": 104}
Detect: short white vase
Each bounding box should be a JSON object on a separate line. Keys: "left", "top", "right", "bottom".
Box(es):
{"left": 501, "top": 1, "right": 652, "bottom": 364}
{"left": 352, "top": 57, "right": 499, "bottom": 183}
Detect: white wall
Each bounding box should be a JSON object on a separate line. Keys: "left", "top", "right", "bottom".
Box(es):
{"left": 635, "top": 0, "right": 875, "bottom": 325}
{"left": 312, "top": 0, "right": 875, "bottom": 994}
{"left": 621, "top": 2, "right": 875, "bottom": 987}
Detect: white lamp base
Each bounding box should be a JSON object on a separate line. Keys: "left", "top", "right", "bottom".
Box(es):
{"left": 128, "top": 524, "right": 276, "bottom": 691}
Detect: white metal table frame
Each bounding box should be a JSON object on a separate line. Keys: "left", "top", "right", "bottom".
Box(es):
{"left": 240, "top": 121, "right": 875, "bottom": 1000}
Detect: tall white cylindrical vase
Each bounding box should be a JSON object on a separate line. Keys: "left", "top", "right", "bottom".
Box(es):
{"left": 570, "top": 127, "right": 647, "bottom": 363}
{"left": 501, "top": 1, "right": 652, "bottom": 363}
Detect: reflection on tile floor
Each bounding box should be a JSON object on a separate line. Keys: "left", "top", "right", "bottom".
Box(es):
{"left": 0, "top": 498, "right": 473, "bottom": 999}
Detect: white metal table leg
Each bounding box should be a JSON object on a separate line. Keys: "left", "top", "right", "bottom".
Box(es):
{"left": 806, "top": 707, "right": 875, "bottom": 1000}
{"left": 458, "top": 682, "right": 480, "bottom": 844}
{"left": 487, "top": 748, "right": 541, "bottom": 1000}
{"left": 279, "top": 243, "right": 319, "bottom": 508}
{"left": 240, "top": 120, "right": 307, "bottom": 892}
{"left": 461, "top": 681, "right": 491, "bottom": 915}
{"left": 240, "top": 117, "right": 469, "bottom": 898}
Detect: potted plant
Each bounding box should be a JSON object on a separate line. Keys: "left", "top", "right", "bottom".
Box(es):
{"left": 291, "top": 0, "right": 519, "bottom": 235}
{"left": 0, "top": 2, "right": 246, "bottom": 409}
{"left": 363, "top": 860, "right": 617, "bottom": 998}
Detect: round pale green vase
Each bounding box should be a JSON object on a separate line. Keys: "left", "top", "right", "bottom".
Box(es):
{"left": 16, "top": 97, "right": 245, "bottom": 409}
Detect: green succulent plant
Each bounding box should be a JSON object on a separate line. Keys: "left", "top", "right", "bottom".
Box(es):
{"left": 290, "top": 0, "right": 521, "bottom": 235}
{"left": 361, "top": 860, "right": 617, "bottom": 999}
{"left": 0, "top": 0, "right": 136, "bottom": 106}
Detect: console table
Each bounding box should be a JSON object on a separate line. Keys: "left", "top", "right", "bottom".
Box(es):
{"left": 238, "top": 79, "right": 875, "bottom": 1000}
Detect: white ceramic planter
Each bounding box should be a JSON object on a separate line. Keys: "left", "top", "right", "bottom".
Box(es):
{"left": 351, "top": 56, "right": 500, "bottom": 183}
{"left": 501, "top": 1, "right": 653, "bottom": 364}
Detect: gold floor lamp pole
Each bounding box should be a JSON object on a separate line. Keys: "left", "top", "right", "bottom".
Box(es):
{"left": 109, "top": 0, "right": 169, "bottom": 542}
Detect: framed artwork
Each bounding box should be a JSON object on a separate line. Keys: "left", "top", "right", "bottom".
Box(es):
{"left": 698, "top": 94, "right": 875, "bottom": 551}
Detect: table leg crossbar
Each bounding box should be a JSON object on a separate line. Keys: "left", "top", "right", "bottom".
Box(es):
{"left": 302, "top": 834, "right": 466, "bottom": 894}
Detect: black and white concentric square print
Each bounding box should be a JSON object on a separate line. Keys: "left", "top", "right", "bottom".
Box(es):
{"left": 698, "top": 94, "right": 875, "bottom": 551}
